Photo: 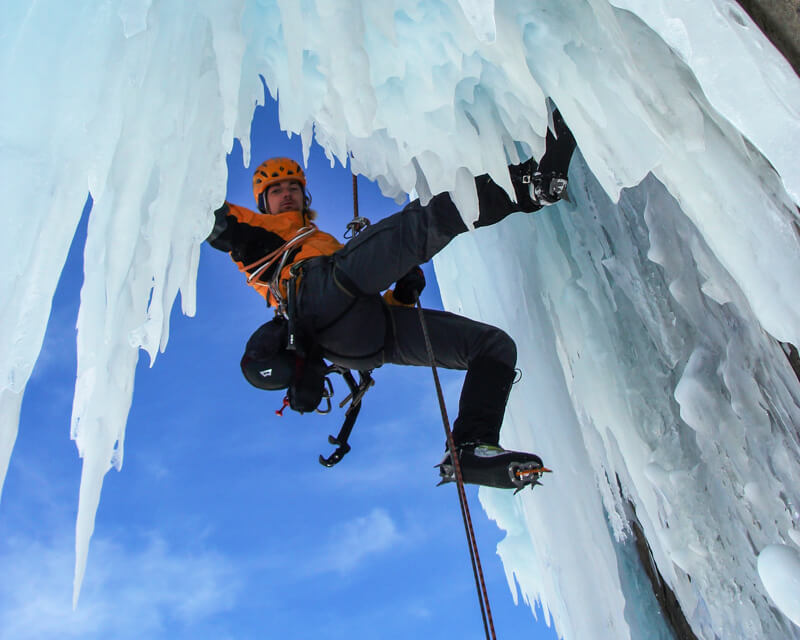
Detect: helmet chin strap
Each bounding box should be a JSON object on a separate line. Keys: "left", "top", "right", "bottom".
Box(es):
{"left": 258, "top": 190, "right": 269, "bottom": 213}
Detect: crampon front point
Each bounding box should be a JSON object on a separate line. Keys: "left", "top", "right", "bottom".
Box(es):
{"left": 508, "top": 461, "right": 552, "bottom": 493}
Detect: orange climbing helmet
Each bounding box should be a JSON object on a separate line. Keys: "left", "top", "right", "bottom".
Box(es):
{"left": 252, "top": 157, "right": 307, "bottom": 203}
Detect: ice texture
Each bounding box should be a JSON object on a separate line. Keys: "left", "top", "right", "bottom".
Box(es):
{"left": 2, "top": 0, "right": 800, "bottom": 637}
{"left": 758, "top": 544, "right": 800, "bottom": 627}
{"left": 0, "top": 1, "right": 236, "bottom": 605}
{"left": 436, "top": 158, "right": 800, "bottom": 639}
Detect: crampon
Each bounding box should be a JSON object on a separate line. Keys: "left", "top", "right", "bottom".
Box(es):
{"left": 437, "top": 446, "right": 552, "bottom": 493}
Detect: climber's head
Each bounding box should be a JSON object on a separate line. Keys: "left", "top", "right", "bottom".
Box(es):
{"left": 252, "top": 157, "right": 310, "bottom": 214}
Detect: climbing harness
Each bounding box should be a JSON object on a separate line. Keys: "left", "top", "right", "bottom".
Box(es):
{"left": 274, "top": 169, "right": 377, "bottom": 466}
{"left": 414, "top": 296, "right": 496, "bottom": 640}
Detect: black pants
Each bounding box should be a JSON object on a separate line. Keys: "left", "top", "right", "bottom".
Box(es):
{"left": 255, "top": 111, "right": 575, "bottom": 445}
{"left": 295, "top": 189, "right": 518, "bottom": 445}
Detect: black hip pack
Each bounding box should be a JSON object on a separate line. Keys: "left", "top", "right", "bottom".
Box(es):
{"left": 240, "top": 316, "right": 327, "bottom": 413}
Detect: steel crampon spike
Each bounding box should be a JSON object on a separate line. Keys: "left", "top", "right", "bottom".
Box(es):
{"left": 509, "top": 463, "right": 552, "bottom": 491}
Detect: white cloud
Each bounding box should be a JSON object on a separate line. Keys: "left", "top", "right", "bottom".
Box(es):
{"left": 0, "top": 531, "right": 242, "bottom": 640}
{"left": 307, "top": 508, "right": 402, "bottom": 575}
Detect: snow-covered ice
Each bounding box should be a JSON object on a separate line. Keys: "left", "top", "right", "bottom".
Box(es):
{"left": 2, "top": 1, "right": 800, "bottom": 637}
{"left": 759, "top": 544, "right": 800, "bottom": 627}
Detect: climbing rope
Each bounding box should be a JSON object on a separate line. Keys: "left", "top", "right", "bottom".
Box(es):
{"left": 414, "top": 297, "right": 497, "bottom": 640}
{"left": 345, "top": 168, "right": 370, "bottom": 238}
{"left": 348, "top": 164, "right": 495, "bottom": 638}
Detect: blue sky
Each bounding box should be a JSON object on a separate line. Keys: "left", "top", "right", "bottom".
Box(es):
{"left": 0, "top": 97, "right": 559, "bottom": 640}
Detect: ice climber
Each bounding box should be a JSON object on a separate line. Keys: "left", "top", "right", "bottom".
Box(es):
{"left": 207, "top": 111, "right": 576, "bottom": 490}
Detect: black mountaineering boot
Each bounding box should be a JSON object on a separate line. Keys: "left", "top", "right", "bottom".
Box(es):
{"left": 473, "top": 160, "right": 550, "bottom": 227}
{"left": 436, "top": 358, "right": 550, "bottom": 491}
{"left": 507, "top": 159, "right": 568, "bottom": 210}
{"left": 508, "top": 108, "right": 576, "bottom": 210}
{"left": 437, "top": 444, "right": 547, "bottom": 491}
{"left": 475, "top": 108, "right": 576, "bottom": 226}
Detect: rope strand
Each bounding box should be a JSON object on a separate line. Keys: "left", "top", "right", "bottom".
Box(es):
{"left": 348, "top": 163, "right": 495, "bottom": 637}
{"left": 414, "top": 298, "right": 497, "bottom": 640}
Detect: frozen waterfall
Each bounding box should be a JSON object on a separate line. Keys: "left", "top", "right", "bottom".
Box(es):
{"left": 1, "top": 1, "right": 799, "bottom": 638}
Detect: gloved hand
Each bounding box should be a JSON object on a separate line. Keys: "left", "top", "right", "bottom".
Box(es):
{"left": 206, "top": 203, "right": 231, "bottom": 244}
{"left": 392, "top": 266, "right": 426, "bottom": 304}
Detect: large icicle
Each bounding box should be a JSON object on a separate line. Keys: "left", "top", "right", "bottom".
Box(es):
{"left": 0, "top": 1, "right": 249, "bottom": 604}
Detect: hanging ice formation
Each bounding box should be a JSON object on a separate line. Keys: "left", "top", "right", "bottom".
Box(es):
{"left": 1, "top": 0, "right": 799, "bottom": 637}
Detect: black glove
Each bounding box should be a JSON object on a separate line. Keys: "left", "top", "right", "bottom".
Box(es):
{"left": 393, "top": 266, "right": 426, "bottom": 304}
{"left": 206, "top": 204, "right": 231, "bottom": 245}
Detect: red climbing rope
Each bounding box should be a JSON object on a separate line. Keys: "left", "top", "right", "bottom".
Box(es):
{"left": 349, "top": 162, "right": 495, "bottom": 638}
{"left": 414, "top": 298, "right": 497, "bottom": 640}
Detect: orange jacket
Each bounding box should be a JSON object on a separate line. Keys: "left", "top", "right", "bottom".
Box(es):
{"left": 208, "top": 202, "right": 343, "bottom": 305}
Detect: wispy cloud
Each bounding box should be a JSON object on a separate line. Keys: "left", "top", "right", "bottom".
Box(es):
{"left": 301, "top": 507, "right": 402, "bottom": 576}
{"left": 0, "top": 531, "right": 242, "bottom": 640}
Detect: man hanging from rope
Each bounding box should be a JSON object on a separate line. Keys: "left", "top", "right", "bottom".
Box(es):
{"left": 207, "top": 110, "right": 576, "bottom": 490}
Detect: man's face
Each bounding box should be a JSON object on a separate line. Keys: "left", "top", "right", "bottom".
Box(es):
{"left": 266, "top": 179, "right": 304, "bottom": 214}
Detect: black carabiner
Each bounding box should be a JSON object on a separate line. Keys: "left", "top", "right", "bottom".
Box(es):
{"left": 318, "top": 370, "right": 373, "bottom": 467}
